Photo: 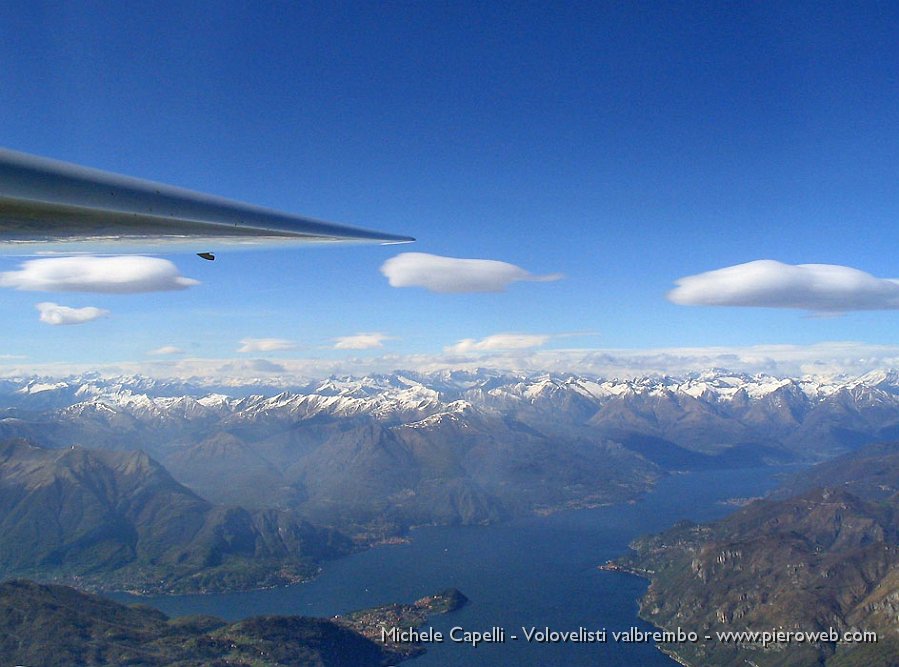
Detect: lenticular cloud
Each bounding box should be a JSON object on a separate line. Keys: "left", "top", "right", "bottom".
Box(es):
{"left": 36, "top": 302, "right": 109, "bottom": 325}
{"left": 380, "top": 252, "right": 562, "bottom": 293}
{"left": 237, "top": 338, "right": 296, "bottom": 353}
{"left": 0, "top": 256, "right": 199, "bottom": 293}
{"left": 333, "top": 333, "right": 388, "bottom": 350}
{"left": 444, "top": 333, "right": 551, "bottom": 354}
{"left": 668, "top": 260, "right": 899, "bottom": 312}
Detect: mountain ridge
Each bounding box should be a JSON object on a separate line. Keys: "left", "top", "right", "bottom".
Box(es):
{"left": 613, "top": 441, "right": 899, "bottom": 666}
{"left": 0, "top": 438, "right": 352, "bottom": 594}
{"left": 5, "top": 369, "right": 899, "bottom": 536}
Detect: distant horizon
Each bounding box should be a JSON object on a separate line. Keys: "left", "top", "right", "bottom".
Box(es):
{"left": 4, "top": 347, "right": 899, "bottom": 386}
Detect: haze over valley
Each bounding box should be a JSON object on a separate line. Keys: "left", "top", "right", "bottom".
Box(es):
{"left": 4, "top": 368, "right": 899, "bottom": 595}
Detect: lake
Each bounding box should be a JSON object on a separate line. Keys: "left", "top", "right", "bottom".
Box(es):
{"left": 111, "top": 467, "right": 789, "bottom": 666}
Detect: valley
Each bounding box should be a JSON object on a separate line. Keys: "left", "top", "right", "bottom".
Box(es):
{"left": 3, "top": 368, "right": 899, "bottom": 664}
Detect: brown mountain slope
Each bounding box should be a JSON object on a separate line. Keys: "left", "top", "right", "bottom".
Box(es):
{"left": 0, "top": 439, "right": 352, "bottom": 593}
{"left": 614, "top": 442, "right": 899, "bottom": 666}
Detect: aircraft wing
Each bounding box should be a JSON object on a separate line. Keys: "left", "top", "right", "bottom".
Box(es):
{"left": 0, "top": 147, "right": 414, "bottom": 255}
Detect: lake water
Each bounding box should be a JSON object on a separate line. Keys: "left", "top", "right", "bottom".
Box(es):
{"left": 111, "top": 467, "right": 789, "bottom": 666}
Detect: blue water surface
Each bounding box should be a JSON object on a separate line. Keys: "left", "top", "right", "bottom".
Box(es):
{"left": 111, "top": 467, "right": 789, "bottom": 666}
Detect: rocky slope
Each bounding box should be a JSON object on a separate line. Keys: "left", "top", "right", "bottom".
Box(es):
{"left": 0, "top": 439, "right": 352, "bottom": 593}
{"left": 614, "top": 441, "right": 899, "bottom": 666}
{"left": 4, "top": 369, "right": 899, "bottom": 536}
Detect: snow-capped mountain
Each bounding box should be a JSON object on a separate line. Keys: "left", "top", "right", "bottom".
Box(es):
{"left": 4, "top": 368, "right": 899, "bottom": 447}
{"left": 3, "top": 368, "right": 899, "bottom": 533}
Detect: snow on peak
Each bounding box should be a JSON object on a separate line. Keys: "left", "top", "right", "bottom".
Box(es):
{"left": 6, "top": 368, "right": 899, "bottom": 427}
{"left": 16, "top": 381, "right": 69, "bottom": 395}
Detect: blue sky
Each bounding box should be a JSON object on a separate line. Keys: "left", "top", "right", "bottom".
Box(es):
{"left": 2, "top": 2, "right": 899, "bottom": 379}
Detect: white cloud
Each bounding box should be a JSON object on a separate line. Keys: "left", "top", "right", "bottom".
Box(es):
{"left": 333, "top": 332, "right": 390, "bottom": 350}
{"left": 148, "top": 346, "right": 184, "bottom": 356}
{"left": 669, "top": 260, "right": 899, "bottom": 312}
{"left": 444, "top": 333, "right": 552, "bottom": 355}
{"left": 35, "top": 302, "right": 109, "bottom": 326}
{"left": 0, "top": 256, "right": 199, "bottom": 293}
{"left": 237, "top": 338, "right": 296, "bottom": 353}
{"left": 6, "top": 341, "right": 899, "bottom": 382}
{"left": 380, "top": 252, "right": 562, "bottom": 293}
{"left": 219, "top": 359, "right": 287, "bottom": 374}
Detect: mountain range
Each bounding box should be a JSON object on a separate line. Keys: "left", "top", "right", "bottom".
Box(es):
{"left": 4, "top": 369, "right": 899, "bottom": 534}
{"left": 0, "top": 439, "right": 352, "bottom": 593}
{"left": 5, "top": 368, "right": 899, "bottom": 593}
{"left": 8, "top": 369, "right": 899, "bottom": 456}
{"left": 614, "top": 440, "right": 899, "bottom": 667}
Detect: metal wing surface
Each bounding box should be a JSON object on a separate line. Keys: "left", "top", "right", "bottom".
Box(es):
{"left": 0, "top": 147, "right": 414, "bottom": 255}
